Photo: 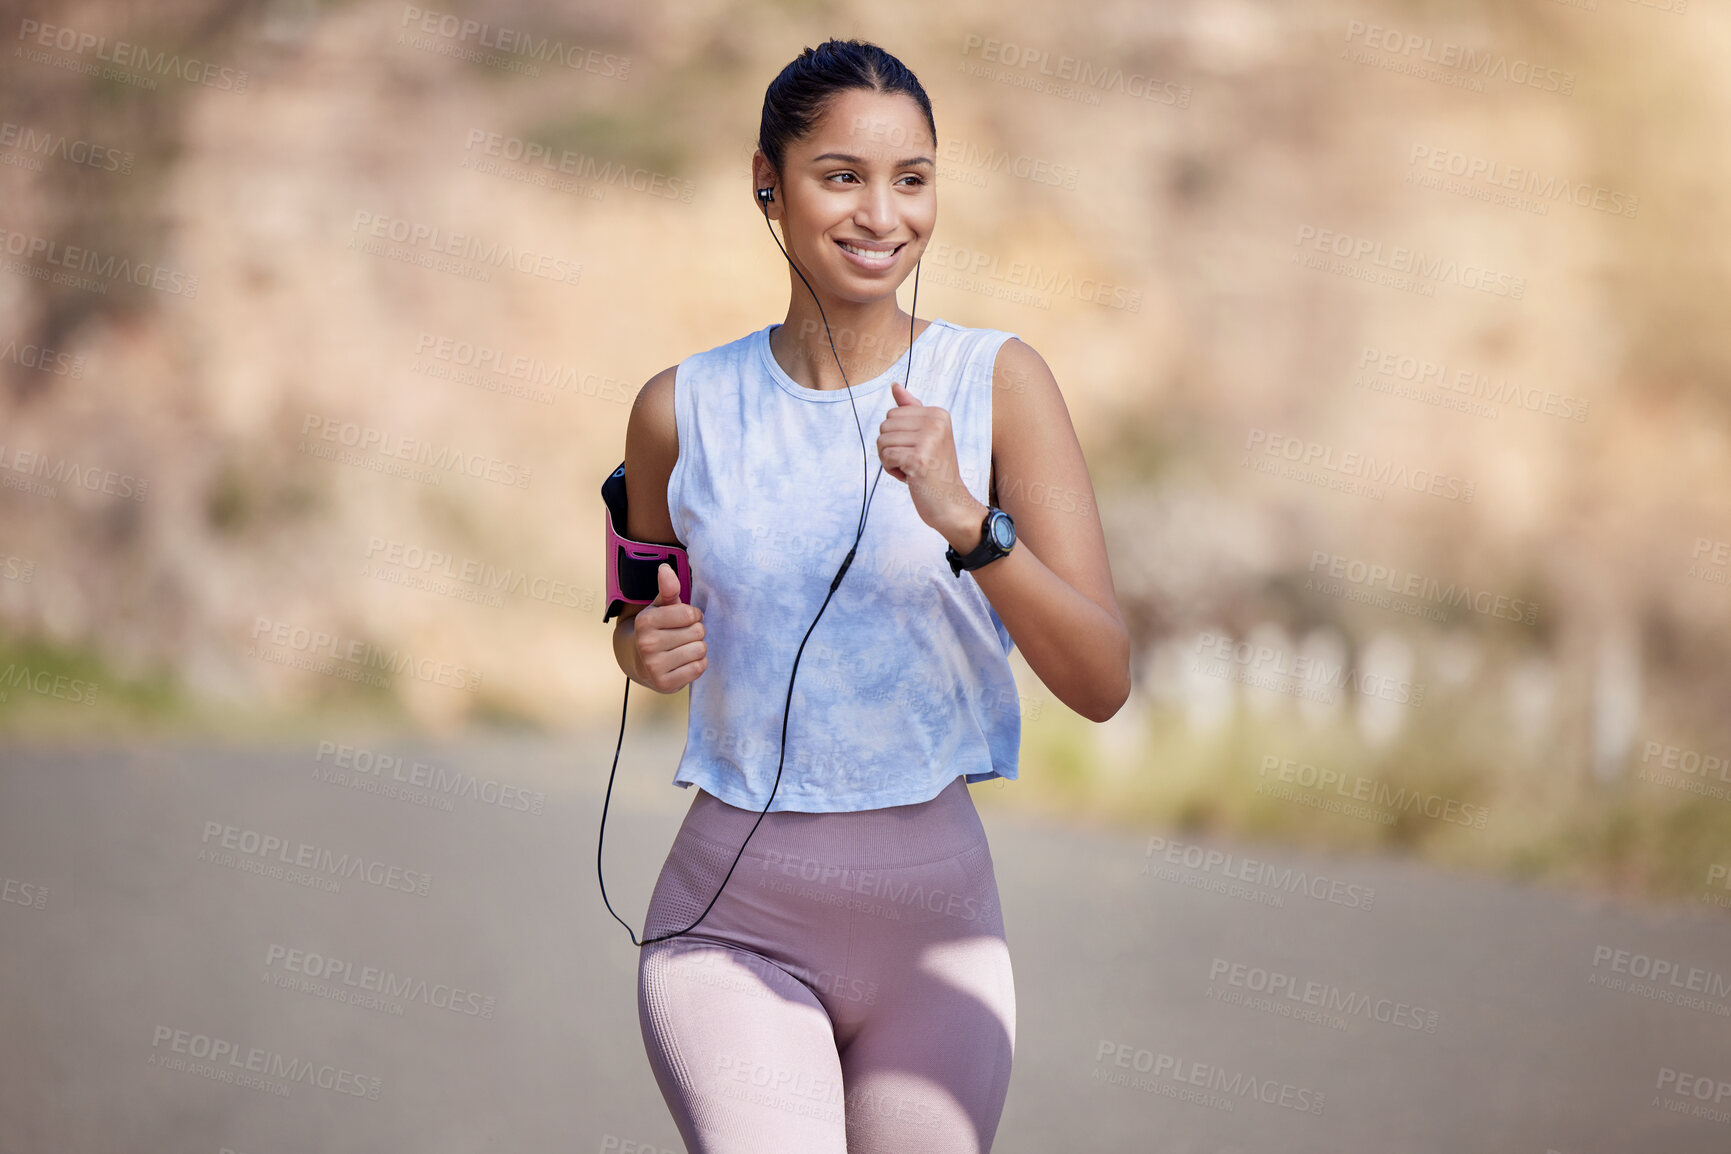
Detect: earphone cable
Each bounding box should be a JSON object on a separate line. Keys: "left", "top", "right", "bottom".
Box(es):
{"left": 599, "top": 187, "right": 921, "bottom": 947}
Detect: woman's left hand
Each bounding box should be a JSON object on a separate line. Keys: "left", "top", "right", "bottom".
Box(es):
{"left": 877, "top": 381, "right": 985, "bottom": 542}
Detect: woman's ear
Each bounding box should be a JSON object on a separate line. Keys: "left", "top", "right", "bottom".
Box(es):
{"left": 750, "top": 151, "right": 780, "bottom": 219}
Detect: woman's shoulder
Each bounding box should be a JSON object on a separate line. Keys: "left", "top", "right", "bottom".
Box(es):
{"left": 626, "top": 325, "right": 770, "bottom": 456}
{"left": 926, "top": 316, "right": 1022, "bottom": 349}
{"left": 923, "top": 318, "right": 1028, "bottom": 384}
{"left": 683, "top": 324, "right": 771, "bottom": 369}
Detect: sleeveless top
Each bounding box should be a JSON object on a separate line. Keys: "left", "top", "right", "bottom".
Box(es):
{"left": 665, "top": 317, "right": 1023, "bottom": 812}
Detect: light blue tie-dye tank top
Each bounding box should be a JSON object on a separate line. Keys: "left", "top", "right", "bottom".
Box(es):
{"left": 665, "top": 317, "right": 1023, "bottom": 812}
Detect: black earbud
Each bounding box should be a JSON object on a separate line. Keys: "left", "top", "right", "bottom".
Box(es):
{"left": 756, "top": 187, "right": 774, "bottom": 206}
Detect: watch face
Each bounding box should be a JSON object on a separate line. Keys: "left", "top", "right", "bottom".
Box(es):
{"left": 989, "top": 514, "right": 1016, "bottom": 550}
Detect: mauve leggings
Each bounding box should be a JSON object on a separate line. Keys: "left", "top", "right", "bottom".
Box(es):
{"left": 636, "top": 774, "right": 1016, "bottom": 1153}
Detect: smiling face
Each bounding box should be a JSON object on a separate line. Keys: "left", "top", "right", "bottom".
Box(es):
{"left": 753, "top": 86, "right": 937, "bottom": 306}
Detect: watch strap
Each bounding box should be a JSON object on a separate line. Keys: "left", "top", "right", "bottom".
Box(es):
{"left": 946, "top": 507, "right": 1013, "bottom": 576}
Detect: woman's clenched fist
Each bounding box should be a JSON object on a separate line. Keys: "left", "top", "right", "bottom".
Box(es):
{"left": 633, "top": 562, "right": 707, "bottom": 693}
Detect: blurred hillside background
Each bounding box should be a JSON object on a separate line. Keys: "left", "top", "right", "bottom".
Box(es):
{"left": 3, "top": 0, "right": 1730, "bottom": 905}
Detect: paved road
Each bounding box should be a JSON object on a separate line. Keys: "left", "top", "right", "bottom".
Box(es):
{"left": 2, "top": 731, "right": 1727, "bottom": 1153}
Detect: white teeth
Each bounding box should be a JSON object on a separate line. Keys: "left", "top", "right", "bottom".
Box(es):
{"left": 839, "top": 241, "right": 897, "bottom": 259}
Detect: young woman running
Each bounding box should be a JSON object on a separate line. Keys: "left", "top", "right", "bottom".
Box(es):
{"left": 611, "top": 38, "right": 1130, "bottom": 1154}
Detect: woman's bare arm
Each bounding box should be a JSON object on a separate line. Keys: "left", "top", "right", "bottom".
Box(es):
{"left": 956, "top": 338, "right": 1131, "bottom": 722}
{"left": 612, "top": 365, "right": 680, "bottom": 685}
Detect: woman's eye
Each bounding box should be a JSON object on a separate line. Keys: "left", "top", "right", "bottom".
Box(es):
{"left": 826, "top": 172, "right": 927, "bottom": 186}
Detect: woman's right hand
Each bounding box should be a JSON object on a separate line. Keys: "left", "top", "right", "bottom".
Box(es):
{"left": 633, "top": 562, "right": 707, "bottom": 692}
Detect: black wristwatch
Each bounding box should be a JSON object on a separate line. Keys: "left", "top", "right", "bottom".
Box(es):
{"left": 946, "top": 507, "right": 1016, "bottom": 577}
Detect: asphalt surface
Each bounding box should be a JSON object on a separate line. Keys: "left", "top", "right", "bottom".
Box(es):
{"left": 2, "top": 729, "right": 1728, "bottom": 1153}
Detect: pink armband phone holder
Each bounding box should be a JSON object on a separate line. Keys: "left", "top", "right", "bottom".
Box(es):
{"left": 602, "top": 462, "right": 691, "bottom": 622}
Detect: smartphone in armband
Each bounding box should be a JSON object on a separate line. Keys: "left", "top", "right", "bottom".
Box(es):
{"left": 602, "top": 462, "right": 691, "bottom": 622}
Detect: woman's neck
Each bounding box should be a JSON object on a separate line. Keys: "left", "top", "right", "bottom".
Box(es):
{"left": 770, "top": 304, "right": 930, "bottom": 391}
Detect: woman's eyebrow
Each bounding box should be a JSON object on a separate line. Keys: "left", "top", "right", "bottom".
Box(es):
{"left": 809, "top": 151, "right": 935, "bottom": 167}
